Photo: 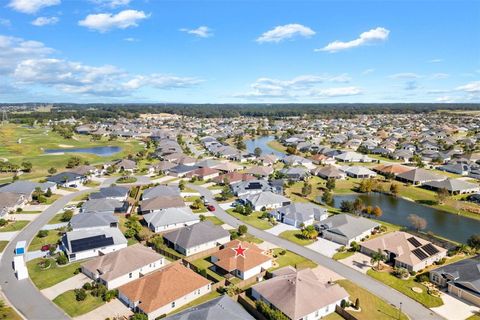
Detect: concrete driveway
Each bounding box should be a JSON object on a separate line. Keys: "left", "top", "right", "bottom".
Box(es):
{"left": 431, "top": 292, "right": 479, "bottom": 320}
{"left": 41, "top": 273, "right": 91, "bottom": 300}
{"left": 266, "top": 223, "right": 298, "bottom": 236}
{"left": 306, "top": 238, "right": 342, "bottom": 258}
{"left": 339, "top": 252, "right": 373, "bottom": 274}
{"left": 0, "top": 231, "right": 18, "bottom": 241}
{"left": 74, "top": 299, "right": 133, "bottom": 320}
{"left": 8, "top": 214, "right": 39, "bottom": 221}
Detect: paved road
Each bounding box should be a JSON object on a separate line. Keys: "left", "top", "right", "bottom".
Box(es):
{"left": 190, "top": 184, "right": 444, "bottom": 320}
{"left": 0, "top": 189, "right": 92, "bottom": 320}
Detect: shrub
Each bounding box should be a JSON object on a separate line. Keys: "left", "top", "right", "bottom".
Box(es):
{"left": 61, "top": 210, "right": 74, "bottom": 222}
{"left": 340, "top": 299, "right": 348, "bottom": 308}
{"left": 37, "top": 230, "right": 49, "bottom": 238}
{"left": 56, "top": 252, "right": 68, "bottom": 265}
{"left": 350, "top": 241, "right": 360, "bottom": 252}
{"left": 238, "top": 225, "right": 248, "bottom": 236}
{"left": 91, "top": 283, "right": 107, "bottom": 297}
{"left": 82, "top": 282, "right": 92, "bottom": 290}
{"left": 16, "top": 208, "right": 23, "bottom": 213}
{"left": 416, "top": 274, "right": 430, "bottom": 283}
{"left": 279, "top": 250, "right": 286, "bottom": 256}
{"left": 354, "top": 298, "right": 360, "bottom": 310}
{"left": 392, "top": 267, "right": 409, "bottom": 279}
{"left": 0, "top": 219, "right": 8, "bottom": 227}
{"left": 74, "top": 288, "right": 87, "bottom": 301}
{"left": 103, "top": 289, "right": 118, "bottom": 302}
{"left": 436, "top": 257, "right": 447, "bottom": 265}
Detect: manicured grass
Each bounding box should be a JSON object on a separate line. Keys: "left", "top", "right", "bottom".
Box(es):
{"left": 17, "top": 210, "right": 41, "bottom": 214}
{"left": 190, "top": 258, "right": 224, "bottom": 283}
{"left": 240, "top": 233, "right": 264, "bottom": 244}
{"left": 116, "top": 176, "right": 137, "bottom": 184}
{"left": 0, "top": 124, "right": 143, "bottom": 182}
{"left": 0, "top": 241, "right": 8, "bottom": 252}
{"left": 336, "top": 279, "right": 409, "bottom": 320}
{"left": 225, "top": 209, "right": 272, "bottom": 230}
{"left": 322, "top": 312, "right": 345, "bottom": 320}
{"left": 205, "top": 216, "right": 224, "bottom": 225}
{"left": 367, "top": 269, "right": 443, "bottom": 308}
{"left": 332, "top": 251, "right": 355, "bottom": 261}
{"left": 466, "top": 314, "right": 480, "bottom": 320}
{"left": 207, "top": 185, "right": 223, "bottom": 190}
{"left": 271, "top": 248, "right": 317, "bottom": 270}
{"left": 266, "top": 140, "right": 287, "bottom": 153}
{"left": 53, "top": 290, "right": 105, "bottom": 317}
{"left": 0, "top": 220, "right": 29, "bottom": 232}
{"left": 27, "top": 258, "right": 82, "bottom": 289}
{"left": 48, "top": 213, "right": 70, "bottom": 224}
{"left": 84, "top": 180, "right": 101, "bottom": 187}
{"left": 0, "top": 304, "right": 23, "bottom": 320}
{"left": 29, "top": 230, "right": 62, "bottom": 251}
{"left": 278, "top": 230, "right": 315, "bottom": 246}
{"left": 44, "top": 194, "right": 62, "bottom": 205}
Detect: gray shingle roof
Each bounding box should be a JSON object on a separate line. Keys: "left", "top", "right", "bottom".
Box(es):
{"left": 143, "top": 207, "right": 199, "bottom": 228}
{"left": 89, "top": 186, "right": 129, "bottom": 200}
{"left": 433, "top": 256, "right": 480, "bottom": 294}
{"left": 317, "top": 214, "right": 379, "bottom": 240}
{"left": 142, "top": 185, "right": 181, "bottom": 200}
{"left": 70, "top": 213, "right": 118, "bottom": 230}
{"left": 163, "top": 221, "right": 230, "bottom": 249}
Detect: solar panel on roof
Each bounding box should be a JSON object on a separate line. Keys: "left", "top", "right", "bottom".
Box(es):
{"left": 421, "top": 243, "right": 439, "bottom": 256}
{"left": 407, "top": 237, "right": 422, "bottom": 248}
{"left": 71, "top": 235, "right": 114, "bottom": 253}
{"left": 412, "top": 248, "right": 429, "bottom": 260}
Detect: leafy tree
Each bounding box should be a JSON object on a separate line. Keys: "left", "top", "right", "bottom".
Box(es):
{"left": 61, "top": 210, "right": 74, "bottom": 222}
{"left": 326, "top": 178, "right": 336, "bottom": 191}
{"left": 238, "top": 224, "right": 248, "bottom": 235}
{"left": 407, "top": 214, "right": 427, "bottom": 231}
{"left": 390, "top": 183, "right": 399, "bottom": 196}
{"left": 467, "top": 234, "right": 480, "bottom": 250}
{"left": 350, "top": 241, "right": 360, "bottom": 252}
{"left": 56, "top": 252, "right": 68, "bottom": 265}
{"left": 66, "top": 156, "right": 81, "bottom": 168}
{"left": 199, "top": 214, "right": 206, "bottom": 221}
{"left": 301, "top": 225, "right": 318, "bottom": 240}
{"left": 301, "top": 182, "right": 312, "bottom": 196}
{"left": 372, "top": 206, "right": 383, "bottom": 217}
{"left": 234, "top": 204, "right": 245, "bottom": 215}
{"left": 44, "top": 188, "right": 52, "bottom": 197}
{"left": 178, "top": 180, "right": 186, "bottom": 191}
{"left": 21, "top": 161, "right": 32, "bottom": 172}
{"left": 322, "top": 190, "right": 333, "bottom": 206}
{"left": 74, "top": 288, "right": 87, "bottom": 301}
{"left": 353, "top": 198, "right": 364, "bottom": 214}
{"left": 254, "top": 147, "right": 262, "bottom": 157}
{"left": 340, "top": 200, "right": 354, "bottom": 213}
{"left": 436, "top": 187, "right": 449, "bottom": 204}
{"left": 370, "top": 249, "right": 386, "bottom": 270}
{"left": 286, "top": 146, "right": 297, "bottom": 155}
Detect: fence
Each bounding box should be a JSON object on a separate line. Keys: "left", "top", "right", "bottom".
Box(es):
{"left": 235, "top": 293, "right": 268, "bottom": 320}
{"left": 335, "top": 305, "right": 359, "bottom": 320}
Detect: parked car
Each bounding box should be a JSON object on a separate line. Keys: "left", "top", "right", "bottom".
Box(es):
{"left": 41, "top": 244, "right": 51, "bottom": 252}
{"left": 206, "top": 205, "right": 215, "bottom": 212}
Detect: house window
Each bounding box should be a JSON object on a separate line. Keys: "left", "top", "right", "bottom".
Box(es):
{"left": 129, "top": 273, "right": 133, "bottom": 278}
{"left": 171, "top": 302, "right": 175, "bottom": 308}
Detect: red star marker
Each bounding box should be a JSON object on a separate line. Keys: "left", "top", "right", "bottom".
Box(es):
{"left": 232, "top": 243, "right": 248, "bottom": 258}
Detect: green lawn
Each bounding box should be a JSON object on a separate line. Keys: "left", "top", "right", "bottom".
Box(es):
{"left": 17, "top": 210, "right": 41, "bottom": 214}
{"left": 116, "top": 176, "right": 137, "bottom": 184}
{"left": 271, "top": 248, "right": 317, "bottom": 270}
{"left": 336, "top": 279, "right": 409, "bottom": 320}
{"left": 332, "top": 251, "right": 355, "bottom": 261}
{"left": 466, "top": 314, "right": 480, "bottom": 320}
{"left": 278, "top": 230, "right": 315, "bottom": 246}
{"left": 367, "top": 269, "right": 443, "bottom": 308}
{"left": 27, "top": 258, "right": 82, "bottom": 289}
{"left": 29, "top": 230, "right": 62, "bottom": 251}
{"left": 45, "top": 194, "right": 62, "bottom": 204}
{"left": 48, "top": 213, "right": 69, "bottom": 224}
{"left": 0, "top": 241, "right": 8, "bottom": 252}
{"left": 190, "top": 257, "right": 225, "bottom": 283}
{"left": 53, "top": 290, "right": 105, "bottom": 317}
{"left": 0, "top": 304, "right": 23, "bottom": 320}
{"left": 266, "top": 140, "right": 287, "bottom": 153}
{"left": 0, "top": 220, "right": 29, "bottom": 232}
{"left": 205, "top": 216, "right": 224, "bottom": 225}
{"left": 225, "top": 209, "right": 272, "bottom": 230}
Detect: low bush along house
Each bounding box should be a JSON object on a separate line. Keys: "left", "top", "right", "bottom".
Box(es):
{"left": 360, "top": 231, "right": 447, "bottom": 272}
{"left": 430, "top": 256, "right": 480, "bottom": 307}
{"left": 118, "top": 263, "right": 211, "bottom": 320}
{"left": 210, "top": 240, "right": 273, "bottom": 280}
{"left": 251, "top": 266, "right": 349, "bottom": 320}
{"left": 162, "top": 221, "right": 231, "bottom": 256}
{"left": 81, "top": 244, "right": 165, "bottom": 289}
{"left": 269, "top": 202, "right": 328, "bottom": 228}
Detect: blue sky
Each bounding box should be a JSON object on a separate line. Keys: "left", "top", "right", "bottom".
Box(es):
{"left": 0, "top": 0, "right": 479, "bottom": 103}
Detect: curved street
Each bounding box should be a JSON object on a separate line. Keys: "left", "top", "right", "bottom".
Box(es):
{"left": 189, "top": 183, "right": 444, "bottom": 320}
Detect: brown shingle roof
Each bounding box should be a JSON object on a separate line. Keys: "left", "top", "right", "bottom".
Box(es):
{"left": 211, "top": 240, "right": 272, "bottom": 272}
{"left": 141, "top": 195, "right": 185, "bottom": 211}
{"left": 119, "top": 263, "right": 210, "bottom": 313}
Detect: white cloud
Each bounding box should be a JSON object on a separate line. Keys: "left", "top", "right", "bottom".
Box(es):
{"left": 31, "top": 16, "right": 59, "bottom": 26}
{"left": 8, "top": 0, "right": 60, "bottom": 14}
{"left": 388, "top": 73, "right": 421, "bottom": 79}
{"left": 180, "top": 26, "right": 212, "bottom": 38}
{"left": 78, "top": 10, "right": 149, "bottom": 33}
{"left": 428, "top": 58, "right": 443, "bottom": 63}
{"left": 123, "top": 75, "right": 202, "bottom": 90}
{"left": 436, "top": 96, "right": 454, "bottom": 103}
{"left": 123, "top": 37, "right": 139, "bottom": 42}
{"left": 456, "top": 81, "right": 480, "bottom": 93}
{"left": 310, "top": 86, "right": 362, "bottom": 97}
{"left": 317, "top": 27, "right": 389, "bottom": 52}
{"left": 256, "top": 24, "right": 315, "bottom": 43}
{"left": 362, "top": 68, "right": 375, "bottom": 75}
{"left": 430, "top": 73, "right": 449, "bottom": 80}
{"left": 90, "top": 0, "right": 131, "bottom": 8}
{"left": 0, "top": 35, "right": 54, "bottom": 72}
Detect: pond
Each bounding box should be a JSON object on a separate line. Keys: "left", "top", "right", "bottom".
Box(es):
{"left": 245, "top": 135, "right": 285, "bottom": 158}
{"left": 44, "top": 146, "right": 121, "bottom": 157}
{"left": 333, "top": 193, "right": 480, "bottom": 243}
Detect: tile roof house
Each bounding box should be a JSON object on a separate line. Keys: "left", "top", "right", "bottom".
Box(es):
{"left": 185, "top": 167, "right": 221, "bottom": 180}
{"left": 269, "top": 203, "right": 328, "bottom": 228}
{"left": 396, "top": 168, "right": 445, "bottom": 185}
{"left": 339, "top": 166, "right": 377, "bottom": 179}
{"left": 0, "top": 181, "right": 57, "bottom": 200}
{"left": 70, "top": 212, "right": 119, "bottom": 231}
{"left": 373, "top": 164, "right": 413, "bottom": 176}
{"left": 430, "top": 256, "right": 480, "bottom": 307}
{"left": 210, "top": 240, "right": 273, "bottom": 280}
{"left": 140, "top": 196, "right": 186, "bottom": 214}
{"left": 143, "top": 207, "right": 200, "bottom": 233}
{"left": 164, "top": 295, "right": 255, "bottom": 320}
{"left": 360, "top": 231, "right": 447, "bottom": 272}
{"left": 312, "top": 165, "right": 346, "bottom": 180}
{"left": 81, "top": 244, "right": 165, "bottom": 289}
{"left": 241, "top": 191, "right": 291, "bottom": 211}
{"left": 61, "top": 228, "right": 128, "bottom": 262}
{"left": 315, "top": 214, "right": 380, "bottom": 246}
{"left": 251, "top": 267, "right": 349, "bottom": 320}
{"left": 423, "top": 178, "right": 480, "bottom": 195}
{"left": 118, "top": 263, "right": 211, "bottom": 320}
{"left": 163, "top": 221, "right": 231, "bottom": 256}
{"left": 212, "top": 172, "right": 255, "bottom": 185}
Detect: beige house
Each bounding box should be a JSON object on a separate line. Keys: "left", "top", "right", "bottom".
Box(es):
{"left": 361, "top": 231, "right": 447, "bottom": 272}
{"left": 81, "top": 244, "right": 165, "bottom": 289}
{"left": 118, "top": 263, "right": 211, "bottom": 320}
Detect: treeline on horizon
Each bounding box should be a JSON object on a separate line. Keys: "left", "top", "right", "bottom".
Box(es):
{"left": 3, "top": 103, "right": 480, "bottom": 122}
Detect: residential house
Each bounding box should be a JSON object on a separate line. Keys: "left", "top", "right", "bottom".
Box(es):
{"left": 81, "top": 199, "right": 129, "bottom": 215}
{"left": 139, "top": 196, "right": 185, "bottom": 214}
{"left": 168, "top": 164, "right": 200, "bottom": 177}
{"left": 315, "top": 214, "right": 380, "bottom": 246}
{"left": 231, "top": 180, "right": 275, "bottom": 197}
{"left": 185, "top": 167, "right": 220, "bottom": 180}
{"left": 269, "top": 203, "right": 328, "bottom": 228}
{"left": 423, "top": 178, "right": 480, "bottom": 195}
{"left": 334, "top": 151, "right": 373, "bottom": 163}
{"left": 210, "top": 240, "right": 273, "bottom": 280}
{"left": 0, "top": 180, "right": 57, "bottom": 201}
{"left": 142, "top": 185, "right": 181, "bottom": 200}
{"left": 283, "top": 155, "right": 314, "bottom": 169}
{"left": 360, "top": 231, "right": 447, "bottom": 272}
{"left": 241, "top": 191, "right": 291, "bottom": 211}
{"left": 61, "top": 228, "right": 128, "bottom": 262}
{"left": 82, "top": 244, "right": 165, "bottom": 289}
{"left": 143, "top": 207, "right": 200, "bottom": 233}
{"left": 396, "top": 168, "right": 445, "bottom": 185}
{"left": 70, "top": 213, "right": 119, "bottom": 231}
{"left": 281, "top": 167, "right": 309, "bottom": 181}
{"left": 163, "top": 221, "right": 230, "bottom": 256}
{"left": 430, "top": 256, "right": 480, "bottom": 307}
{"left": 106, "top": 159, "right": 137, "bottom": 173}
{"left": 312, "top": 165, "right": 346, "bottom": 180}
{"left": 47, "top": 172, "right": 86, "bottom": 188}
{"left": 118, "top": 263, "right": 211, "bottom": 320}
{"left": 251, "top": 267, "right": 349, "bottom": 320}
{"left": 340, "top": 166, "right": 377, "bottom": 179}
{"left": 89, "top": 186, "right": 130, "bottom": 201}
{"left": 212, "top": 172, "right": 255, "bottom": 185}
{"left": 0, "top": 192, "right": 26, "bottom": 217}
{"left": 164, "top": 295, "right": 255, "bottom": 320}
{"left": 373, "top": 164, "right": 413, "bottom": 177}
{"left": 245, "top": 166, "right": 274, "bottom": 178}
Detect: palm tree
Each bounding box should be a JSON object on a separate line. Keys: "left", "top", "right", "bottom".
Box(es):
{"left": 301, "top": 225, "right": 318, "bottom": 240}
{"left": 370, "top": 249, "right": 386, "bottom": 270}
